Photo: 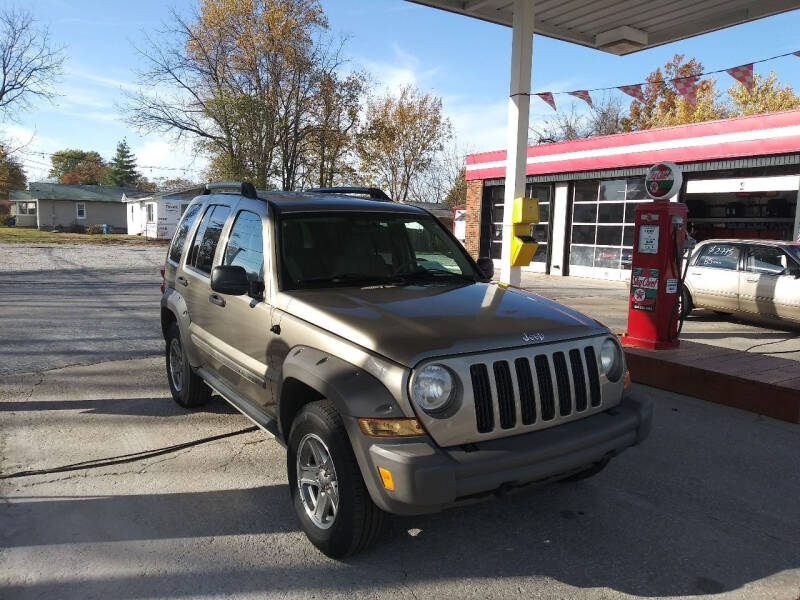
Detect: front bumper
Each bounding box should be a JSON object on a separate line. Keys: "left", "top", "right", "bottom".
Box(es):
{"left": 352, "top": 392, "right": 652, "bottom": 515}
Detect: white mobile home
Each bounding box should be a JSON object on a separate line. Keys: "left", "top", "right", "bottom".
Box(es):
{"left": 124, "top": 185, "right": 205, "bottom": 239}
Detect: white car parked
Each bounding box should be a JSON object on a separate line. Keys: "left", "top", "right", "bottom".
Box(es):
{"left": 682, "top": 239, "right": 800, "bottom": 325}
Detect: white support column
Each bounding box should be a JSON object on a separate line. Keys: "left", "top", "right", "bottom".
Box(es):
{"left": 794, "top": 185, "right": 800, "bottom": 241}
{"left": 549, "top": 182, "right": 569, "bottom": 276}
{"left": 500, "top": 0, "right": 534, "bottom": 286}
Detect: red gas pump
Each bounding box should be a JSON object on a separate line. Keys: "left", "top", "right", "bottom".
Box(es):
{"left": 622, "top": 162, "right": 694, "bottom": 350}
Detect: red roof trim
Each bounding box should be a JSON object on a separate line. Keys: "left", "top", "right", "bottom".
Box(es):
{"left": 465, "top": 109, "right": 800, "bottom": 168}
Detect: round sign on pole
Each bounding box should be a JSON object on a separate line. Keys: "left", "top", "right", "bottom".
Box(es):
{"left": 645, "top": 161, "right": 682, "bottom": 200}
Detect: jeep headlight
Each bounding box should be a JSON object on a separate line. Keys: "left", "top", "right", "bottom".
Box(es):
{"left": 412, "top": 364, "right": 456, "bottom": 414}
{"left": 599, "top": 338, "right": 623, "bottom": 382}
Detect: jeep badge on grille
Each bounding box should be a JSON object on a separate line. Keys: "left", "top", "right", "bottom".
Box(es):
{"left": 522, "top": 332, "right": 545, "bottom": 343}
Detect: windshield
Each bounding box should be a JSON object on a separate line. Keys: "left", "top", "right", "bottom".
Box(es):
{"left": 278, "top": 211, "right": 477, "bottom": 289}
{"left": 786, "top": 245, "right": 800, "bottom": 264}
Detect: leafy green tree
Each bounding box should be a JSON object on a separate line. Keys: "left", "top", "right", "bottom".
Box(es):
{"left": 728, "top": 71, "right": 800, "bottom": 116}
{"left": 49, "top": 149, "right": 103, "bottom": 181}
{"left": 0, "top": 145, "right": 26, "bottom": 206}
{"left": 105, "top": 139, "right": 139, "bottom": 187}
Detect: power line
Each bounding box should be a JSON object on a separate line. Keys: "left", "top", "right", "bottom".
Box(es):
{"left": 515, "top": 49, "right": 800, "bottom": 97}
{"left": 15, "top": 148, "right": 204, "bottom": 174}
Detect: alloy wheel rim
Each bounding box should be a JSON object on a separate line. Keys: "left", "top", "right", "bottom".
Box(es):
{"left": 296, "top": 433, "right": 339, "bottom": 529}
{"left": 169, "top": 337, "right": 183, "bottom": 392}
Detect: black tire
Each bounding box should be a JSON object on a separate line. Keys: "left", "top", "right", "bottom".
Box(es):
{"left": 287, "top": 400, "right": 385, "bottom": 558}
{"left": 165, "top": 322, "right": 210, "bottom": 408}
{"left": 679, "top": 286, "right": 693, "bottom": 319}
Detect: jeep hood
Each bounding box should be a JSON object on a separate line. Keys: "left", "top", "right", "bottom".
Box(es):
{"left": 280, "top": 282, "right": 608, "bottom": 367}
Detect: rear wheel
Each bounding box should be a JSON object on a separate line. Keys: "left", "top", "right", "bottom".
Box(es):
{"left": 287, "top": 400, "right": 385, "bottom": 558}
{"left": 165, "top": 322, "right": 210, "bottom": 408}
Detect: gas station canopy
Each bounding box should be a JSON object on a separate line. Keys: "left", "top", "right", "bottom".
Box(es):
{"left": 407, "top": 0, "right": 798, "bottom": 54}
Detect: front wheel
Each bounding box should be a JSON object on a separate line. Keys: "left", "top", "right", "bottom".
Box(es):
{"left": 679, "top": 286, "right": 693, "bottom": 319}
{"left": 287, "top": 400, "right": 385, "bottom": 558}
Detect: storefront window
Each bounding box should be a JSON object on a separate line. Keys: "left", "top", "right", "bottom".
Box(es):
{"left": 570, "top": 178, "right": 648, "bottom": 274}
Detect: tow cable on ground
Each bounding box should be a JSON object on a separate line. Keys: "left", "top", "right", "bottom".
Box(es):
{"left": 0, "top": 426, "right": 259, "bottom": 480}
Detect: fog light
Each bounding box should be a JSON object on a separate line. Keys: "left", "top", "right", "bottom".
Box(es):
{"left": 378, "top": 467, "right": 395, "bottom": 490}
{"left": 358, "top": 418, "right": 425, "bottom": 437}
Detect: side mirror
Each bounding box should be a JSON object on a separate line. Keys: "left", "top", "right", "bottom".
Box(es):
{"left": 211, "top": 265, "right": 249, "bottom": 295}
{"left": 476, "top": 257, "right": 495, "bottom": 281}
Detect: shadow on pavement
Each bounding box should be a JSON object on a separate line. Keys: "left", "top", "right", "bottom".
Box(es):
{"left": 1, "top": 475, "right": 797, "bottom": 598}
{"left": 2, "top": 485, "right": 295, "bottom": 547}
{"left": 0, "top": 395, "right": 238, "bottom": 417}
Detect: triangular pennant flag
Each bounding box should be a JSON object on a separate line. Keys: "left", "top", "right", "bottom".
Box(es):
{"left": 568, "top": 90, "right": 593, "bottom": 107}
{"left": 794, "top": 51, "right": 800, "bottom": 58}
{"left": 672, "top": 76, "right": 699, "bottom": 106}
{"left": 535, "top": 92, "right": 556, "bottom": 111}
{"left": 726, "top": 63, "right": 754, "bottom": 92}
{"left": 618, "top": 84, "right": 645, "bottom": 102}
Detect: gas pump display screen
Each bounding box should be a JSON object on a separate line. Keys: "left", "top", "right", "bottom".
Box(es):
{"left": 638, "top": 225, "right": 659, "bottom": 254}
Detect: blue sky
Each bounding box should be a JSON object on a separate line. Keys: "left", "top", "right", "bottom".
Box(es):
{"left": 3, "top": 0, "right": 800, "bottom": 182}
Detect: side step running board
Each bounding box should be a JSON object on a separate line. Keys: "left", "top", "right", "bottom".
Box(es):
{"left": 197, "top": 367, "right": 284, "bottom": 446}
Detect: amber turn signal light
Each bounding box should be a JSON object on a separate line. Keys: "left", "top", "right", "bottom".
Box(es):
{"left": 623, "top": 369, "right": 631, "bottom": 390}
{"left": 358, "top": 418, "right": 425, "bottom": 437}
{"left": 378, "top": 467, "right": 395, "bottom": 490}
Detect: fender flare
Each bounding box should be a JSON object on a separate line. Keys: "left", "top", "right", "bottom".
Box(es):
{"left": 278, "top": 346, "right": 414, "bottom": 512}
{"left": 160, "top": 290, "right": 200, "bottom": 367}
{"left": 278, "top": 345, "right": 406, "bottom": 436}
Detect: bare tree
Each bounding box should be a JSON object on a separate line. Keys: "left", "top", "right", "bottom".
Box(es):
{"left": 356, "top": 84, "right": 452, "bottom": 203}
{"left": 0, "top": 6, "right": 63, "bottom": 118}
{"left": 125, "top": 0, "right": 360, "bottom": 191}
{"left": 407, "top": 140, "right": 467, "bottom": 204}
{"left": 530, "top": 94, "right": 626, "bottom": 143}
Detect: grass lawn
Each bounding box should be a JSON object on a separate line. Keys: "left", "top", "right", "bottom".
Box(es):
{"left": 0, "top": 227, "right": 169, "bottom": 245}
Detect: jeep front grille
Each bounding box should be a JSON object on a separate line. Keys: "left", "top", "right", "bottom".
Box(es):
{"left": 469, "top": 345, "right": 602, "bottom": 435}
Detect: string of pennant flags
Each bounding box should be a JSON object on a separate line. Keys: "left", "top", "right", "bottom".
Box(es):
{"left": 518, "top": 50, "right": 800, "bottom": 111}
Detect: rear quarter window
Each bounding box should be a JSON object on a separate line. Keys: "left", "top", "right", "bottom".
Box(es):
{"left": 168, "top": 203, "right": 202, "bottom": 264}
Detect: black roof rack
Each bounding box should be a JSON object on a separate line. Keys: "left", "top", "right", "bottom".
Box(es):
{"left": 308, "top": 186, "right": 392, "bottom": 202}
{"left": 203, "top": 181, "right": 258, "bottom": 199}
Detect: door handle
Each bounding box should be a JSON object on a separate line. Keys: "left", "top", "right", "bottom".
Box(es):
{"left": 176, "top": 276, "right": 189, "bottom": 287}
{"left": 745, "top": 278, "right": 758, "bottom": 283}
{"left": 209, "top": 293, "right": 226, "bottom": 307}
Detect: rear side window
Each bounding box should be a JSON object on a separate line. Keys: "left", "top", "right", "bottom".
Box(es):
{"left": 746, "top": 246, "right": 789, "bottom": 275}
{"left": 187, "top": 205, "right": 231, "bottom": 274}
{"left": 695, "top": 243, "right": 740, "bottom": 270}
{"left": 223, "top": 211, "right": 264, "bottom": 280}
{"left": 168, "top": 203, "right": 202, "bottom": 264}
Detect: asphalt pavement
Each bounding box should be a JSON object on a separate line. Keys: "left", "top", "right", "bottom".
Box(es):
{"left": 1, "top": 242, "right": 799, "bottom": 600}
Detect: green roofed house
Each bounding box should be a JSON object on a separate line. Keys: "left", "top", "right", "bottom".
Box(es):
{"left": 10, "top": 183, "right": 148, "bottom": 231}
